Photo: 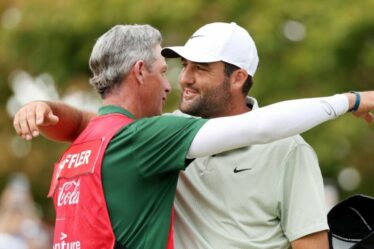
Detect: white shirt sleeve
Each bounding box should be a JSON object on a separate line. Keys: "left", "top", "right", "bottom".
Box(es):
{"left": 187, "top": 94, "right": 348, "bottom": 158}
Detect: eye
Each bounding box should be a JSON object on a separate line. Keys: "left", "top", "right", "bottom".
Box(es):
{"left": 196, "top": 64, "right": 206, "bottom": 71}
{"left": 160, "top": 65, "right": 167, "bottom": 74}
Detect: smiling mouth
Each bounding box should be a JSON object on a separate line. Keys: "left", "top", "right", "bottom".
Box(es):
{"left": 183, "top": 89, "right": 198, "bottom": 99}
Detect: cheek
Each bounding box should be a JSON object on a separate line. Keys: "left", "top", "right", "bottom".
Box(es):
{"left": 198, "top": 80, "right": 215, "bottom": 95}
{"left": 150, "top": 81, "right": 165, "bottom": 106}
{"left": 157, "top": 82, "right": 164, "bottom": 96}
{"left": 148, "top": 77, "right": 162, "bottom": 92}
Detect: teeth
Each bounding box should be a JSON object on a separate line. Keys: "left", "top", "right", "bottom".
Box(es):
{"left": 185, "top": 89, "right": 193, "bottom": 95}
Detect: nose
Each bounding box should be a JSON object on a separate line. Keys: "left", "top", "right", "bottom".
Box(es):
{"left": 179, "top": 65, "right": 194, "bottom": 86}
{"left": 164, "top": 79, "right": 171, "bottom": 94}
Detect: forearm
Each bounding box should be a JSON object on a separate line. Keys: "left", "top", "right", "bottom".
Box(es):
{"left": 40, "top": 101, "right": 96, "bottom": 142}
{"left": 291, "top": 231, "right": 329, "bottom": 249}
{"left": 187, "top": 94, "right": 348, "bottom": 158}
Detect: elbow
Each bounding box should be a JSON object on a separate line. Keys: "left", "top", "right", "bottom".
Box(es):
{"left": 249, "top": 123, "right": 280, "bottom": 144}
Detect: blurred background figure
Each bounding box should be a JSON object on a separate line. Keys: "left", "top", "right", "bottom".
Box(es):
{"left": 0, "top": 174, "right": 51, "bottom": 249}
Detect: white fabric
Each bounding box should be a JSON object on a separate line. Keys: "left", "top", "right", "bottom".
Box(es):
{"left": 175, "top": 136, "right": 328, "bottom": 249}
{"left": 187, "top": 94, "right": 348, "bottom": 159}
{"left": 332, "top": 237, "right": 356, "bottom": 249}
{"left": 0, "top": 233, "right": 27, "bottom": 249}
{"left": 174, "top": 98, "right": 328, "bottom": 249}
{"left": 162, "top": 22, "right": 259, "bottom": 76}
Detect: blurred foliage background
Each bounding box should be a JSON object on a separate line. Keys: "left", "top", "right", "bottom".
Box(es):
{"left": 0, "top": 0, "right": 373, "bottom": 224}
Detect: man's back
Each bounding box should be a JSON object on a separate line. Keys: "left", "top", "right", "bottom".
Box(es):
{"left": 99, "top": 106, "right": 207, "bottom": 248}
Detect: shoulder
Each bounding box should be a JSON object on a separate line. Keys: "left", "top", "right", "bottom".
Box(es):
{"left": 211, "top": 135, "right": 312, "bottom": 166}
{"left": 283, "top": 135, "right": 312, "bottom": 149}
{"left": 112, "top": 115, "right": 207, "bottom": 143}
{"left": 135, "top": 114, "right": 206, "bottom": 129}
{"left": 165, "top": 110, "right": 191, "bottom": 117}
{"left": 257, "top": 135, "right": 313, "bottom": 154}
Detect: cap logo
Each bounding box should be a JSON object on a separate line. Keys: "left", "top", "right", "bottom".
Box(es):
{"left": 189, "top": 35, "right": 205, "bottom": 40}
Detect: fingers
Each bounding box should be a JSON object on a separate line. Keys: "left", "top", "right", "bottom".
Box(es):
{"left": 26, "top": 104, "right": 40, "bottom": 138}
{"left": 46, "top": 112, "right": 59, "bottom": 125}
{"left": 352, "top": 111, "right": 373, "bottom": 124}
{"left": 365, "top": 112, "right": 373, "bottom": 123}
{"left": 35, "top": 104, "right": 46, "bottom": 126}
{"left": 13, "top": 101, "right": 54, "bottom": 140}
{"left": 35, "top": 104, "right": 58, "bottom": 126}
{"left": 13, "top": 111, "right": 25, "bottom": 139}
{"left": 13, "top": 105, "right": 34, "bottom": 140}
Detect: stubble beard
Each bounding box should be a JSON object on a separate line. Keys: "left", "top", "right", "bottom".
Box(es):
{"left": 179, "top": 78, "right": 232, "bottom": 118}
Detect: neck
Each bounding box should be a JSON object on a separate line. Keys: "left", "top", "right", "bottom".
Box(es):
{"left": 231, "top": 102, "right": 252, "bottom": 115}
{"left": 102, "top": 96, "right": 140, "bottom": 118}
{"left": 219, "top": 97, "right": 252, "bottom": 117}
{"left": 102, "top": 78, "right": 144, "bottom": 119}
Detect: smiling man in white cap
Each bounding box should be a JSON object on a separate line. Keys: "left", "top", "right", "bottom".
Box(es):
{"left": 162, "top": 22, "right": 330, "bottom": 249}
{"left": 162, "top": 22, "right": 259, "bottom": 76}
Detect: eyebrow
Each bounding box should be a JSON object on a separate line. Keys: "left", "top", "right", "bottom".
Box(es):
{"left": 195, "top": 62, "right": 209, "bottom": 67}
{"left": 180, "top": 58, "right": 209, "bottom": 67}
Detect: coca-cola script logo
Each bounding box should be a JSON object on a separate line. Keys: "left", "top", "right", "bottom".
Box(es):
{"left": 57, "top": 180, "right": 80, "bottom": 207}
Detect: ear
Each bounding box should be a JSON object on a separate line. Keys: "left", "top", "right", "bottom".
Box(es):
{"left": 230, "top": 69, "right": 248, "bottom": 91}
{"left": 132, "top": 60, "right": 146, "bottom": 84}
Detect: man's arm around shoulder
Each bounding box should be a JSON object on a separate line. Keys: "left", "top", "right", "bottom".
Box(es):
{"left": 13, "top": 100, "right": 96, "bottom": 142}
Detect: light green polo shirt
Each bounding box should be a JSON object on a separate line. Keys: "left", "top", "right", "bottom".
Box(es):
{"left": 99, "top": 105, "right": 207, "bottom": 249}
{"left": 173, "top": 98, "right": 328, "bottom": 249}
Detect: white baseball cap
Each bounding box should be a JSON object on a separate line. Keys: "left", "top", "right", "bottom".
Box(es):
{"left": 161, "top": 22, "right": 259, "bottom": 76}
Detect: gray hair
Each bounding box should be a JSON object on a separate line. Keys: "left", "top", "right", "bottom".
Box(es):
{"left": 89, "top": 24, "right": 162, "bottom": 98}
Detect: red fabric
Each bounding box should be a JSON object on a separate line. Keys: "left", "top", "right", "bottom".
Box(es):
{"left": 48, "top": 114, "right": 133, "bottom": 249}
{"left": 166, "top": 207, "right": 175, "bottom": 249}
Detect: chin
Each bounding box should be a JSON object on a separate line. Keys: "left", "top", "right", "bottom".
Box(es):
{"left": 179, "top": 105, "right": 189, "bottom": 113}
{"left": 180, "top": 100, "right": 193, "bottom": 110}
{"left": 146, "top": 110, "right": 161, "bottom": 117}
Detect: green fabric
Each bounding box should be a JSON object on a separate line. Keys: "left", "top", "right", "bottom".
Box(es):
{"left": 99, "top": 105, "right": 207, "bottom": 249}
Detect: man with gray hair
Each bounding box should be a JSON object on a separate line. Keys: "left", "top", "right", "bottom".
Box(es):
{"left": 13, "top": 23, "right": 374, "bottom": 249}
{"left": 89, "top": 24, "right": 163, "bottom": 100}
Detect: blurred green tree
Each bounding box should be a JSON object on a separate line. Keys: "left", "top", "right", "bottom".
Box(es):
{"left": 0, "top": 0, "right": 373, "bottom": 223}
